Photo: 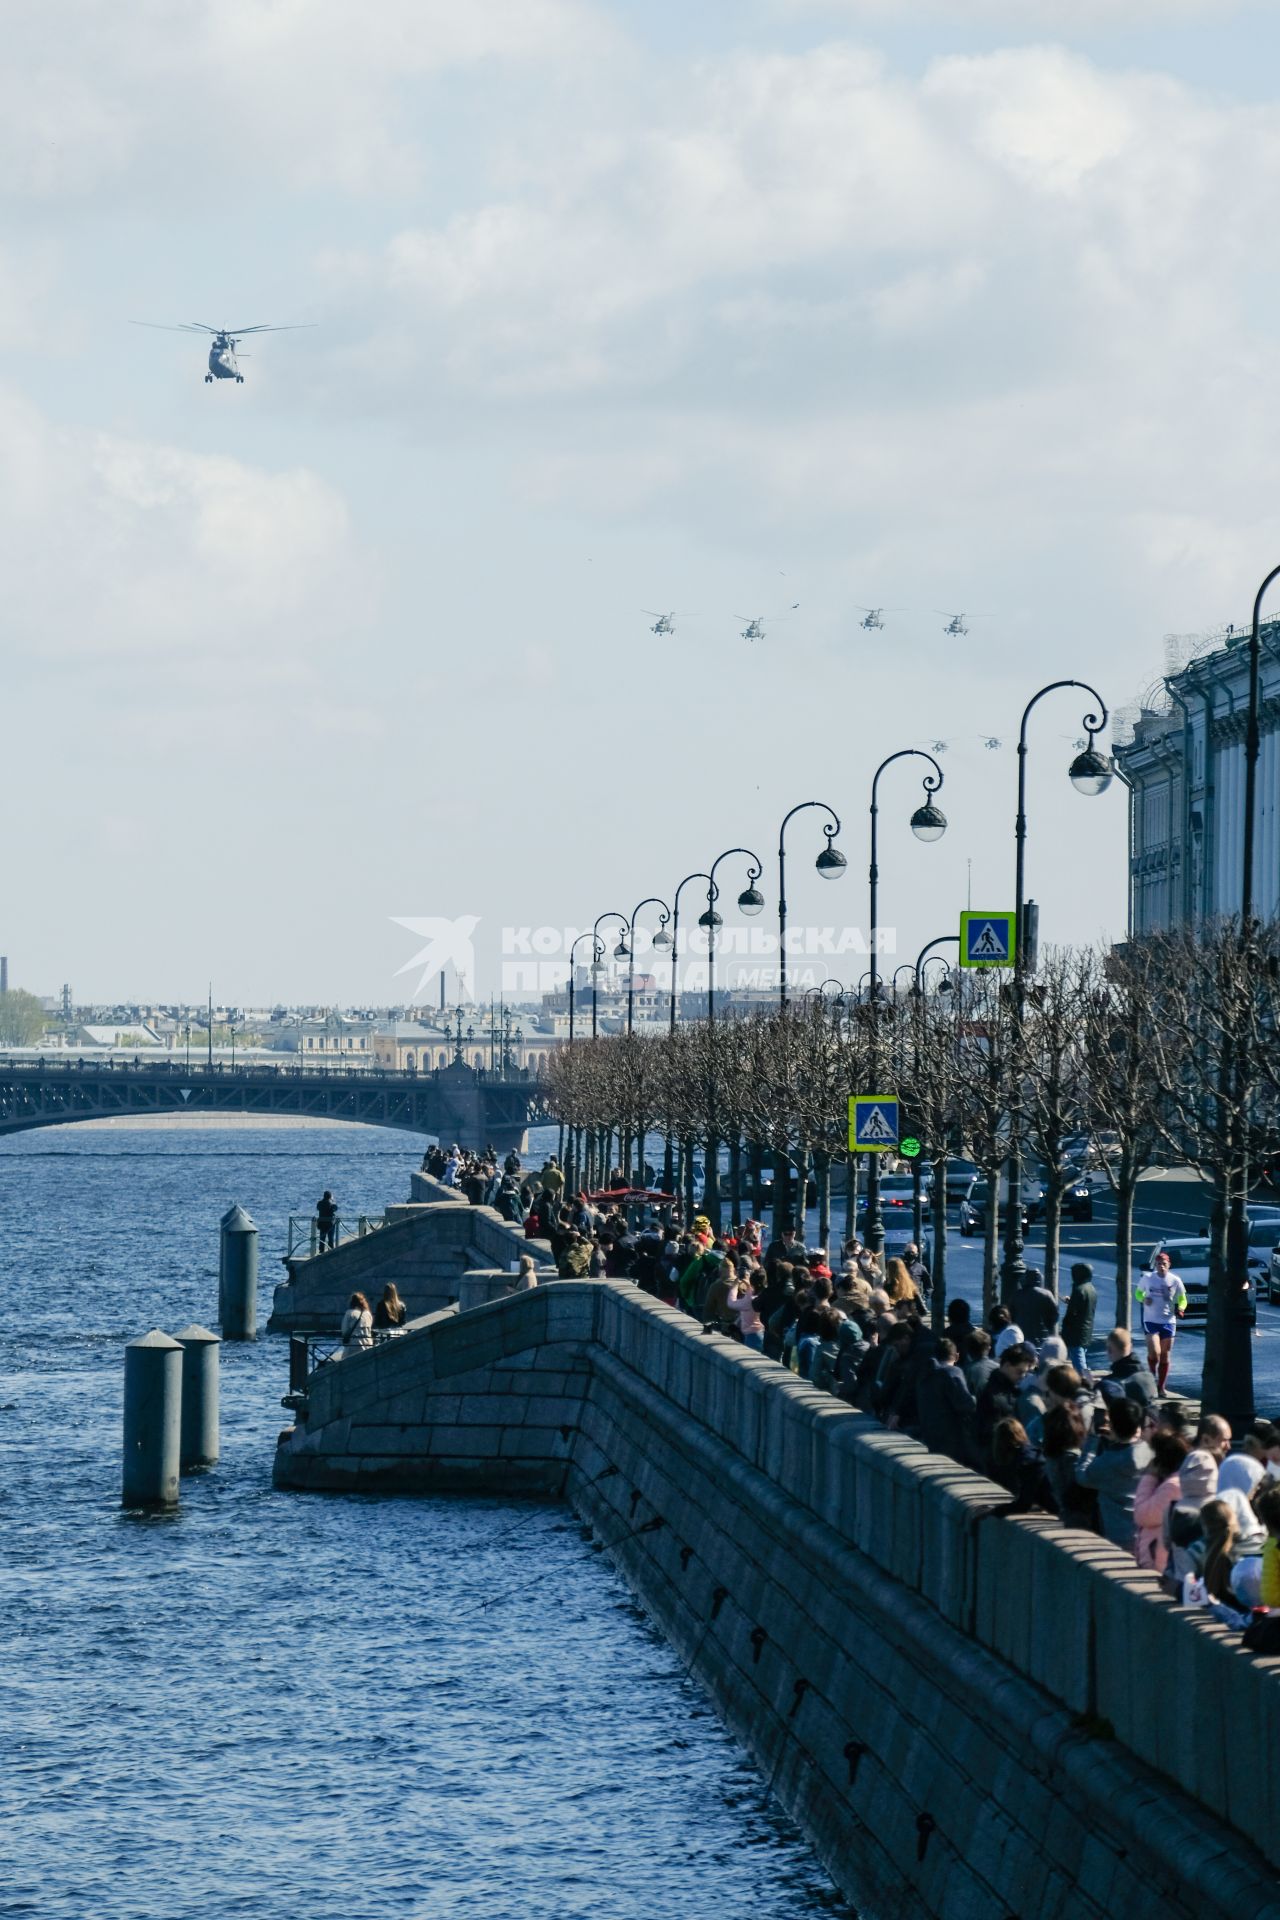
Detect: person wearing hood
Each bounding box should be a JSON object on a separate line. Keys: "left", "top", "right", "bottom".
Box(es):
{"left": 1061, "top": 1261, "right": 1098, "bottom": 1375}
{"left": 1162, "top": 1448, "right": 1219, "bottom": 1589}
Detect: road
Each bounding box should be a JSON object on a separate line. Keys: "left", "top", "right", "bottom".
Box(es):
{"left": 934, "top": 1170, "right": 1280, "bottom": 1415}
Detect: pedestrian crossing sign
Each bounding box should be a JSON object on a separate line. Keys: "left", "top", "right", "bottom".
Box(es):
{"left": 959, "top": 910, "right": 1016, "bottom": 969}
{"left": 849, "top": 1095, "right": 900, "bottom": 1153}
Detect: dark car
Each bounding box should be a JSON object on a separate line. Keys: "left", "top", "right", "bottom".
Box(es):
{"left": 959, "top": 1180, "right": 1028, "bottom": 1237}
{"left": 1035, "top": 1164, "right": 1094, "bottom": 1223}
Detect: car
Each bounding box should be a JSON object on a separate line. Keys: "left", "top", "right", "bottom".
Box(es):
{"left": 1137, "top": 1239, "right": 1258, "bottom": 1325}
{"left": 1240, "top": 1218, "right": 1280, "bottom": 1301}
{"left": 943, "top": 1159, "right": 979, "bottom": 1204}
{"left": 1048, "top": 1164, "right": 1095, "bottom": 1222}
{"left": 856, "top": 1174, "right": 918, "bottom": 1223}
{"left": 959, "top": 1180, "right": 1028, "bottom": 1236}
{"left": 1061, "top": 1171, "right": 1094, "bottom": 1222}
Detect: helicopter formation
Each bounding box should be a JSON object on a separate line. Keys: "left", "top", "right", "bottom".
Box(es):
{"left": 646, "top": 603, "right": 981, "bottom": 643}
{"left": 132, "top": 320, "right": 312, "bottom": 384}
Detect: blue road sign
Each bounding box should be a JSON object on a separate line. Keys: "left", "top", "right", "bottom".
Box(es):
{"left": 959, "top": 910, "right": 1016, "bottom": 969}
{"left": 849, "top": 1094, "right": 900, "bottom": 1153}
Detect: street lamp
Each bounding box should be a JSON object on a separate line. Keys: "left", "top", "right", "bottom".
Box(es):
{"left": 777, "top": 801, "right": 846, "bottom": 1009}
{"left": 699, "top": 848, "right": 765, "bottom": 1026}
{"left": 913, "top": 934, "right": 960, "bottom": 995}
{"left": 623, "top": 896, "right": 672, "bottom": 1035}
{"left": 591, "top": 911, "right": 629, "bottom": 1039}
{"left": 1001, "top": 680, "right": 1110, "bottom": 1297}
{"left": 667, "top": 871, "right": 713, "bottom": 1035}
{"left": 568, "top": 929, "right": 602, "bottom": 1048}
{"left": 697, "top": 848, "right": 764, "bottom": 1229}
{"left": 864, "top": 749, "right": 947, "bottom": 1255}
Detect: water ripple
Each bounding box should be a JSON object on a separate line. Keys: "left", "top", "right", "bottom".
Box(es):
{"left": 0, "top": 1124, "right": 852, "bottom": 1920}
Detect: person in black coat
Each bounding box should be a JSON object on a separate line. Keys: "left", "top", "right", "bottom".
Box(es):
{"left": 916, "top": 1340, "right": 983, "bottom": 1469}
{"left": 1012, "top": 1268, "right": 1059, "bottom": 1346}
{"left": 1060, "top": 1260, "right": 1099, "bottom": 1373}
{"left": 976, "top": 1344, "right": 1037, "bottom": 1455}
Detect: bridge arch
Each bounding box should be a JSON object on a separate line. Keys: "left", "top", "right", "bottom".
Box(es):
{"left": 0, "top": 1061, "right": 548, "bottom": 1153}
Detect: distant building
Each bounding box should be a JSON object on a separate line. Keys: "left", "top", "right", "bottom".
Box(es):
{"left": 1114, "top": 625, "right": 1280, "bottom": 934}
{"left": 373, "top": 1015, "right": 563, "bottom": 1074}
{"left": 267, "top": 1012, "right": 374, "bottom": 1062}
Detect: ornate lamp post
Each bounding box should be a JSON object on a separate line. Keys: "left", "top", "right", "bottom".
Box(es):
{"left": 1000, "top": 681, "right": 1111, "bottom": 1297}
{"left": 863, "top": 749, "right": 947, "bottom": 1255}
{"left": 698, "top": 848, "right": 765, "bottom": 1025}
{"left": 662, "top": 871, "right": 712, "bottom": 1198}
{"left": 696, "top": 849, "right": 764, "bottom": 1227}
{"left": 617, "top": 896, "right": 672, "bottom": 1035}
{"left": 591, "top": 911, "right": 629, "bottom": 1040}
{"left": 913, "top": 934, "right": 960, "bottom": 994}
{"left": 567, "top": 930, "right": 601, "bottom": 1049}
{"left": 667, "top": 872, "right": 712, "bottom": 1035}
{"left": 777, "top": 802, "right": 846, "bottom": 1009}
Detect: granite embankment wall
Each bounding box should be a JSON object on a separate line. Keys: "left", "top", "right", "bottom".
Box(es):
{"left": 269, "top": 1178, "right": 553, "bottom": 1331}
{"left": 274, "top": 1280, "right": 1280, "bottom": 1920}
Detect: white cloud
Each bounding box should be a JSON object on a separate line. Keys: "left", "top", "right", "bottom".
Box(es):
{"left": 0, "top": 389, "right": 371, "bottom": 676}
{"left": 0, "top": 0, "right": 607, "bottom": 203}
{"left": 782, "top": 0, "right": 1251, "bottom": 24}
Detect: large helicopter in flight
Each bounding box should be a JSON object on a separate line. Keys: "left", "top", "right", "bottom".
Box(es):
{"left": 643, "top": 610, "right": 677, "bottom": 636}
{"left": 132, "top": 320, "right": 312, "bottom": 384}
{"left": 938, "top": 612, "right": 983, "bottom": 637}
{"left": 858, "top": 607, "right": 903, "bottom": 631}
{"left": 735, "top": 602, "right": 799, "bottom": 643}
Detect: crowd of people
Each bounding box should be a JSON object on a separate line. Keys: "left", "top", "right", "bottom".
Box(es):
{"left": 413, "top": 1153, "right": 1280, "bottom": 1641}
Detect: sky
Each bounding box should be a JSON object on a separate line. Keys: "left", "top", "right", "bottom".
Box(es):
{"left": 3, "top": 0, "right": 1278, "bottom": 1007}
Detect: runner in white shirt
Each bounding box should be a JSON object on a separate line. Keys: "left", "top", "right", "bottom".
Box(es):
{"left": 1134, "top": 1250, "right": 1187, "bottom": 1393}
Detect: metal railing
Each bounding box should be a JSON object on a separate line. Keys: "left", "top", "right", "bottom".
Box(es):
{"left": 0, "top": 1055, "right": 546, "bottom": 1085}
{"left": 287, "top": 1326, "right": 412, "bottom": 1393}
{"left": 284, "top": 1213, "right": 384, "bottom": 1261}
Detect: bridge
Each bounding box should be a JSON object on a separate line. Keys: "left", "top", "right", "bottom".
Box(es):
{"left": 0, "top": 1058, "right": 549, "bottom": 1151}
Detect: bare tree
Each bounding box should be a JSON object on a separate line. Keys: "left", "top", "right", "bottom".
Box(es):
{"left": 1020, "top": 947, "right": 1091, "bottom": 1298}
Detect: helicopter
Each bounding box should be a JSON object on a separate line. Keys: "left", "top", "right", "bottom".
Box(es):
{"left": 734, "top": 602, "right": 799, "bottom": 643}
{"left": 643, "top": 610, "right": 677, "bottom": 636}
{"left": 938, "top": 612, "right": 983, "bottom": 637}
{"left": 858, "top": 606, "right": 902, "bottom": 631}
{"left": 132, "top": 320, "right": 312, "bottom": 384}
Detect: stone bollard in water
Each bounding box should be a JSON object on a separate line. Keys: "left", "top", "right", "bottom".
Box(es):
{"left": 174, "top": 1324, "right": 220, "bottom": 1471}
{"left": 122, "top": 1330, "right": 183, "bottom": 1508}
{"left": 219, "top": 1203, "right": 259, "bottom": 1340}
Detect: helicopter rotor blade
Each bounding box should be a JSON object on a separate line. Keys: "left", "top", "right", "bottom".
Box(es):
{"left": 132, "top": 321, "right": 215, "bottom": 334}
{"left": 224, "top": 323, "right": 316, "bottom": 337}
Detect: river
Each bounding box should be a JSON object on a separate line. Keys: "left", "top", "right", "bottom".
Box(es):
{"left": 0, "top": 1121, "right": 851, "bottom": 1920}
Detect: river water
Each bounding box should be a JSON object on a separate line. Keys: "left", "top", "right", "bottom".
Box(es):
{"left": 0, "top": 1122, "right": 850, "bottom": 1920}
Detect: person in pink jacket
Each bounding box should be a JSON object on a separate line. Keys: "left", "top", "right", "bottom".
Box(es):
{"left": 1133, "top": 1430, "right": 1189, "bottom": 1570}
